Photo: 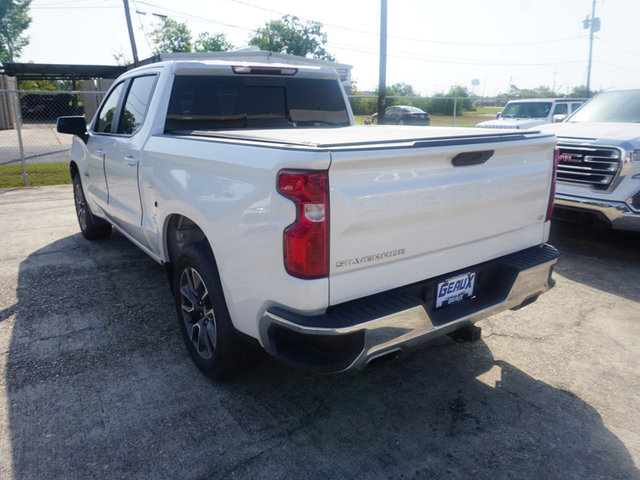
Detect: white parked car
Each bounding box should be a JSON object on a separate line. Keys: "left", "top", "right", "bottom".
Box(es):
{"left": 476, "top": 98, "right": 586, "bottom": 129}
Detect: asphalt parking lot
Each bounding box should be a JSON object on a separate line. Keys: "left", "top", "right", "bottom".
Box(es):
{"left": 0, "top": 185, "right": 638, "bottom": 480}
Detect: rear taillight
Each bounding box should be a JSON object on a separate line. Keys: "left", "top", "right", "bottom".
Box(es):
{"left": 277, "top": 170, "right": 329, "bottom": 279}
{"left": 546, "top": 147, "right": 560, "bottom": 221}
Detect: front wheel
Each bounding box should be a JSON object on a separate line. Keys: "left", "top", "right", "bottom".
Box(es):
{"left": 72, "top": 173, "right": 111, "bottom": 240}
{"left": 174, "top": 242, "right": 260, "bottom": 379}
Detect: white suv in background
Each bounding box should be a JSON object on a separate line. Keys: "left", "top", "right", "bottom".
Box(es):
{"left": 476, "top": 98, "right": 586, "bottom": 129}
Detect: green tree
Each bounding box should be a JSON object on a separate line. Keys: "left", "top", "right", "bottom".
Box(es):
{"left": 570, "top": 85, "right": 595, "bottom": 98}
{"left": 388, "top": 82, "right": 416, "bottom": 97}
{"left": 249, "top": 15, "right": 334, "bottom": 61}
{"left": 112, "top": 48, "right": 131, "bottom": 66}
{"left": 18, "top": 79, "right": 66, "bottom": 90}
{"left": 194, "top": 32, "right": 234, "bottom": 52}
{"left": 445, "top": 85, "right": 473, "bottom": 113}
{"left": 496, "top": 85, "right": 561, "bottom": 99}
{"left": 0, "top": 0, "right": 32, "bottom": 62}
{"left": 151, "top": 18, "right": 192, "bottom": 54}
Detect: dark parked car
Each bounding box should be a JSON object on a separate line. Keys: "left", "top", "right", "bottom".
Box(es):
{"left": 20, "top": 94, "right": 83, "bottom": 119}
{"left": 371, "top": 105, "right": 431, "bottom": 125}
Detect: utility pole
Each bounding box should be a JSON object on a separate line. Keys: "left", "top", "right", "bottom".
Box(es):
{"left": 123, "top": 0, "right": 140, "bottom": 67}
{"left": 377, "top": 0, "right": 387, "bottom": 124}
{"left": 583, "top": 0, "right": 599, "bottom": 97}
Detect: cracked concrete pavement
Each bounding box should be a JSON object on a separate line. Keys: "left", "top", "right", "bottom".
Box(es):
{"left": 0, "top": 185, "right": 638, "bottom": 479}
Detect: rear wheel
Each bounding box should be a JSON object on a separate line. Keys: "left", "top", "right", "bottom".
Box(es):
{"left": 174, "top": 242, "right": 260, "bottom": 379}
{"left": 72, "top": 173, "right": 111, "bottom": 240}
{"left": 398, "top": 119, "right": 406, "bottom": 125}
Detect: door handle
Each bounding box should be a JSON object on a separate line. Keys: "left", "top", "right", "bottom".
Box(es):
{"left": 95, "top": 149, "right": 105, "bottom": 156}
{"left": 124, "top": 156, "right": 138, "bottom": 167}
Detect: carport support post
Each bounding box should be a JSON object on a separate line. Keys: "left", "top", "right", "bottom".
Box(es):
{"left": 377, "top": 0, "right": 387, "bottom": 125}
{"left": 11, "top": 91, "right": 28, "bottom": 187}
{"left": 452, "top": 97, "right": 457, "bottom": 127}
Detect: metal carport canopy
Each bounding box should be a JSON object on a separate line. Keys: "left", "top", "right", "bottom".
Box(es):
{"left": 0, "top": 62, "right": 126, "bottom": 80}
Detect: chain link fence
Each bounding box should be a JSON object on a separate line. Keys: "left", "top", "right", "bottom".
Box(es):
{"left": 0, "top": 89, "right": 505, "bottom": 187}
{"left": 0, "top": 89, "right": 107, "bottom": 186}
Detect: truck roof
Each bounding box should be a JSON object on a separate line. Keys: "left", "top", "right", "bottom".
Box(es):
{"left": 125, "top": 59, "right": 341, "bottom": 80}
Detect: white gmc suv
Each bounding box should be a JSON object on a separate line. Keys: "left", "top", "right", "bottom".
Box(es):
{"left": 538, "top": 88, "right": 640, "bottom": 231}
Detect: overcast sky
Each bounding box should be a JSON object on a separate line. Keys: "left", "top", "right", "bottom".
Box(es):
{"left": 19, "top": 0, "right": 640, "bottom": 96}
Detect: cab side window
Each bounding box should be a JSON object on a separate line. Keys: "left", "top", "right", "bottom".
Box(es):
{"left": 95, "top": 82, "right": 125, "bottom": 133}
{"left": 553, "top": 103, "right": 568, "bottom": 116}
{"left": 118, "top": 75, "right": 157, "bottom": 135}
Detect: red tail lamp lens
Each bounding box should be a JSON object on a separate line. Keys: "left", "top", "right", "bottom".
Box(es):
{"left": 277, "top": 170, "right": 329, "bottom": 279}
{"left": 546, "top": 147, "right": 560, "bottom": 221}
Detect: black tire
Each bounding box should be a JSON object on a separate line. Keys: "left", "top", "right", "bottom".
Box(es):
{"left": 72, "top": 173, "right": 112, "bottom": 240}
{"left": 173, "top": 242, "right": 260, "bottom": 380}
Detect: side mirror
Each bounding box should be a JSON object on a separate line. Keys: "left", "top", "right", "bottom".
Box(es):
{"left": 496, "top": 111, "right": 502, "bottom": 119}
{"left": 552, "top": 114, "right": 567, "bottom": 123}
{"left": 57, "top": 116, "right": 88, "bottom": 143}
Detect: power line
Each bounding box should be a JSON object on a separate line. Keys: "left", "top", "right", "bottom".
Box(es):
{"left": 30, "top": 0, "right": 640, "bottom": 77}
{"left": 31, "top": 0, "right": 587, "bottom": 49}
{"left": 598, "top": 38, "right": 640, "bottom": 58}
{"left": 592, "top": 60, "right": 640, "bottom": 76}
{"left": 135, "top": 0, "right": 256, "bottom": 32}
{"left": 222, "top": 0, "right": 585, "bottom": 47}
{"left": 327, "top": 41, "right": 589, "bottom": 68}
{"left": 132, "top": 0, "right": 154, "bottom": 52}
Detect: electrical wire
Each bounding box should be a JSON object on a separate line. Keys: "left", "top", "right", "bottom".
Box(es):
{"left": 134, "top": 0, "right": 256, "bottom": 32}
{"left": 28, "top": 0, "right": 640, "bottom": 77}
{"left": 132, "top": 0, "right": 154, "bottom": 52}
{"left": 221, "top": 0, "right": 585, "bottom": 47}
{"left": 598, "top": 38, "right": 640, "bottom": 58}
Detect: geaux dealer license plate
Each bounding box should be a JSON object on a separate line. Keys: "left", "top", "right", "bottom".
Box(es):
{"left": 435, "top": 271, "right": 476, "bottom": 308}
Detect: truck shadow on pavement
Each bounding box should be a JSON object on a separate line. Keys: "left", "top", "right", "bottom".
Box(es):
{"left": 4, "top": 232, "right": 639, "bottom": 479}
{"left": 549, "top": 220, "right": 640, "bottom": 303}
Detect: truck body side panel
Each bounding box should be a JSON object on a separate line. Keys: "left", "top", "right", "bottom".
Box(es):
{"left": 139, "top": 135, "right": 331, "bottom": 341}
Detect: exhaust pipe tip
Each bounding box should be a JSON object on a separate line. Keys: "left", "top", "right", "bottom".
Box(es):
{"left": 366, "top": 348, "right": 402, "bottom": 368}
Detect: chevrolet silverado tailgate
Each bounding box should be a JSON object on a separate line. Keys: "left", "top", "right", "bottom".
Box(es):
{"left": 327, "top": 130, "right": 556, "bottom": 305}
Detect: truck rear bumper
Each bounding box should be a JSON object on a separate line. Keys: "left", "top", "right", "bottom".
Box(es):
{"left": 554, "top": 193, "right": 640, "bottom": 232}
{"left": 259, "top": 244, "right": 559, "bottom": 373}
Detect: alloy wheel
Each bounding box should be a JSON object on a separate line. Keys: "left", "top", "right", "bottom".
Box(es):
{"left": 74, "top": 181, "right": 87, "bottom": 231}
{"left": 179, "top": 267, "right": 217, "bottom": 360}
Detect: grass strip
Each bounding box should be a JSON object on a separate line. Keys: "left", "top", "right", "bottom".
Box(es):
{"left": 0, "top": 162, "right": 70, "bottom": 188}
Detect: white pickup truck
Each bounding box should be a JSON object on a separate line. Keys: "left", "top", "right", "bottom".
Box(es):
{"left": 538, "top": 88, "right": 640, "bottom": 231}
{"left": 57, "top": 60, "right": 559, "bottom": 379}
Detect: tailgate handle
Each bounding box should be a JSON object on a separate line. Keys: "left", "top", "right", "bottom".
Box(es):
{"left": 451, "top": 150, "right": 494, "bottom": 166}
